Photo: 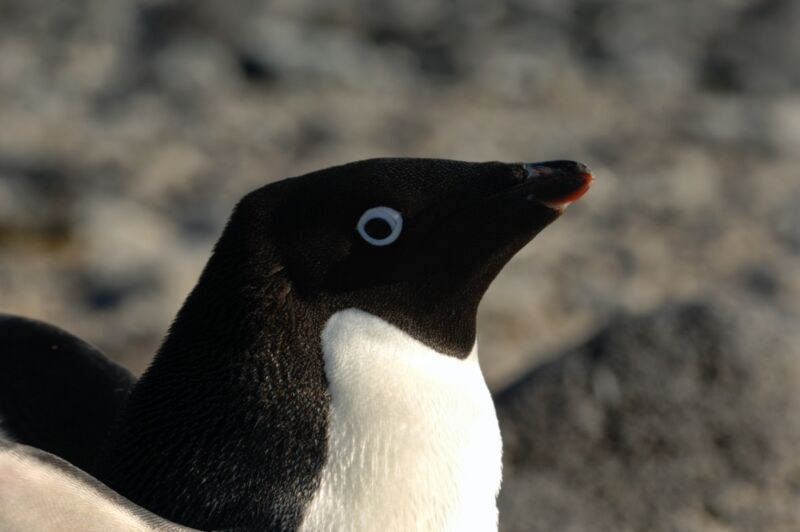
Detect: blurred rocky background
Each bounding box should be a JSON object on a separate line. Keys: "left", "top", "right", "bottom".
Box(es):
{"left": 0, "top": 0, "right": 798, "bottom": 530}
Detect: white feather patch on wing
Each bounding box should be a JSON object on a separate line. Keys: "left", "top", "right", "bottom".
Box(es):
{"left": 300, "top": 308, "right": 503, "bottom": 532}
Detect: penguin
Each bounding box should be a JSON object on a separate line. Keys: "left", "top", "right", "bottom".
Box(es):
{"left": 0, "top": 158, "right": 592, "bottom": 531}
{"left": 0, "top": 314, "right": 135, "bottom": 474}
{"left": 0, "top": 441, "right": 192, "bottom": 531}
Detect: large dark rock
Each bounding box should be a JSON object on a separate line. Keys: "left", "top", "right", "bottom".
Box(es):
{"left": 496, "top": 300, "right": 800, "bottom": 532}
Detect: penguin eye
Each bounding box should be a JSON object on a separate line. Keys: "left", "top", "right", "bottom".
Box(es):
{"left": 356, "top": 206, "right": 403, "bottom": 246}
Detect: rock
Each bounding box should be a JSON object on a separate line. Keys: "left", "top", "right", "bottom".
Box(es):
{"left": 496, "top": 300, "right": 800, "bottom": 532}
{"left": 772, "top": 194, "right": 800, "bottom": 254}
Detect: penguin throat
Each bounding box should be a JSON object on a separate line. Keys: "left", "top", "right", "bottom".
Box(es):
{"left": 299, "top": 308, "right": 503, "bottom": 532}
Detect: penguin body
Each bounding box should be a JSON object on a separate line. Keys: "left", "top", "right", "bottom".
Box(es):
{"left": 0, "top": 315, "right": 134, "bottom": 473}
{"left": 0, "top": 442, "right": 191, "bottom": 532}
{"left": 0, "top": 158, "right": 592, "bottom": 531}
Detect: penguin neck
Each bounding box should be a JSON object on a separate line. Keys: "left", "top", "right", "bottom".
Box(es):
{"left": 299, "top": 308, "right": 503, "bottom": 532}
{"left": 99, "top": 266, "right": 331, "bottom": 531}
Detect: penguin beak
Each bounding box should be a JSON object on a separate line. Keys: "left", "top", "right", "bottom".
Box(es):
{"left": 517, "top": 160, "right": 594, "bottom": 211}
{"left": 420, "top": 159, "right": 593, "bottom": 269}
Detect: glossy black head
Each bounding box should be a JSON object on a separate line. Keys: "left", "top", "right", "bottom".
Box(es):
{"left": 218, "top": 157, "right": 592, "bottom": 356}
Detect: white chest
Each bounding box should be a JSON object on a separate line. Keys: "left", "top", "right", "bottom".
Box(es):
{"left": 299, "top": 309, "right": 502, "bottom": 532}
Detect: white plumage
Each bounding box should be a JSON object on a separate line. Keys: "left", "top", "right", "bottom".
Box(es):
{"left": 300, "top": 308, "right": 503, "bottom": 532}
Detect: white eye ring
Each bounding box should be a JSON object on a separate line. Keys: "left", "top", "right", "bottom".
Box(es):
{"left": 357, "top": 206, "right": 403, "bottom": 246}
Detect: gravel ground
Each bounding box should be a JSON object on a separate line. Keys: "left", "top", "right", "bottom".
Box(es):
{"left": 1, "top": 1, "right": 799, "bottom": 530}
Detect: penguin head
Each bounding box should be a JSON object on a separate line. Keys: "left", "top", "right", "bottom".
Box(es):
{"left": 215, "top": 158, "right": 592, "bottom": 357}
